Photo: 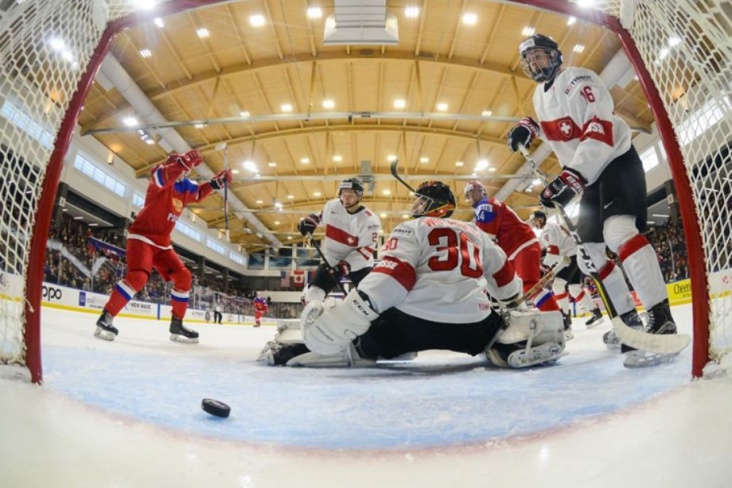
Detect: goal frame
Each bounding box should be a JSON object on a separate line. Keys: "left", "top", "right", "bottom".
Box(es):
{"left": 19, "top": 0, "right": 713, "bottom": 382}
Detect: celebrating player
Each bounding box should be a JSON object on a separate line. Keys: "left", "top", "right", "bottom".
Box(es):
{"left": 298, "top": 178, "right": 381, "bottom": 303}
{"left": 94, "top": 149, "right": 232, "bottom": 343}
{"left": 464, "top": 179, "right": 561, "bottom": 314}
{"left": 508, "top": 34, "right": 677, "bottom": 366}
{"left": 529, "top": 210, "right": 604, "bottom": 331}
{"left": 262, "top": 181, "right": 566, "bottom": 369}
{"left": 253, "top": 294, "right": 268, "bottom": 328}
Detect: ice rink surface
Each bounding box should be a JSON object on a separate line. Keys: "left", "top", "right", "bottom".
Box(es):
{"left": 2, "top": 303, "right": 732, "bottom": 487}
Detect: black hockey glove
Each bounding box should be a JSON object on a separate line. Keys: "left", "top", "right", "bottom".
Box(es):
{"left": 298, "top": 214, "right": 320, "bottom": 236}
{"left": 327, "top": 260, "right": 351, "bottom": 280}
{"left": 210, "top": 168, "right": 232, "bottom": 190}
{"left": 540, "top": 168, "right": 586, "bottom": 208}
{"left": 507, "top": 116, "right": 540, "bottom": 152}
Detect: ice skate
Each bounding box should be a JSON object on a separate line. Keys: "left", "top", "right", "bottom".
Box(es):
{"left": 94, "top": 309, "right": 118, "bottom": 341}
{"left": 169, "top": 315, "right": 199, "bottom": 344}
{"left": 623, "top": 299, "right": 679, "bottom": 368}
{"left": 604, "top": 309, "right": 643, "bottom": 350}
{"left": 585, "top": 308, "right": 604, "bottom": 329}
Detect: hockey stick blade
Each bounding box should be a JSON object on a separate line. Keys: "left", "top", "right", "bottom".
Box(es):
{"left": 389, "top": 160, "right": 417, "bottom": 193}
{"left": 611, "top": 316, "right": 691, "bottom": 354}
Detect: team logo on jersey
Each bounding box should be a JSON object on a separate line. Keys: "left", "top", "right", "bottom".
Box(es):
{"left": 172, "top": 197, "right": 183, "bottom": 213}
{"left": 556, "top": 117, "right": 576, "bottom": 140}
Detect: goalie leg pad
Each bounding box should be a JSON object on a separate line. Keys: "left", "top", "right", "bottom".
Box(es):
{"left": 497, "top": 310, "right": 564, "bottom": 346}
{"left": 285, "top": 343, "right": 376, "bottom": 368}
{"left": 507, "top": 341, "right": 566, "bottom": 368}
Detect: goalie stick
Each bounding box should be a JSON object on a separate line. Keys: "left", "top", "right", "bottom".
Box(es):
{"left": 518, "top": 145, "right": 689, "bottom": 355}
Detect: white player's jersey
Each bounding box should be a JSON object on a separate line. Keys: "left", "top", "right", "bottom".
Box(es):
{"left": 533, "top": 67, "right": 632, "bottom": 185}
{"left": 538, "top": 222, "right": 576, "bottom": 268}
{"left": 357, "top": 217, "right": 522, "bottom": 324}
{"left": 317, "top": 199, "right": 381, "bottom": 272}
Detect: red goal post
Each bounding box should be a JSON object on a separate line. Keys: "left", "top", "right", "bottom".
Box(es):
{"left": 0, "top": 0, "right": 227, "bottom": 383}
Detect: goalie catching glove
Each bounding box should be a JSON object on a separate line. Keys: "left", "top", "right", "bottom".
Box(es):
{"left": 303, "top": 288, "right": 378, "bottom": 356}
{"left": 210, "top": 168, "right": 233, "bottom": 190}
{"left": 540, "top": 168, "right": 586, "bottom": 208}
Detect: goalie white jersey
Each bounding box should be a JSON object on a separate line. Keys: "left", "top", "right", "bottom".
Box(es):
{"left": 538, "top": 222, "right": 577, "bottom": 268}
{"left": 533, "top": 67, "right": 632, "bottom": 185}
{"left": 317, "top": 198, "right": 381, "bottom": 272}
{"left": 358, "top": 217, "right": 522, "bottom": 324}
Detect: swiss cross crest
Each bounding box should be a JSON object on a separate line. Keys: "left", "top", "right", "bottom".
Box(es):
{"left": 347, "top": 236, "right": 356, "bottom": 244}
{"left": 556, "top": 117, "right": 575, "bottom": 140}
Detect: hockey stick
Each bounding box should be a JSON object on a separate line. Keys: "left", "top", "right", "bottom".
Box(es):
{"left": 514, "top": 257, "right": 570, "bottom": 307}
{"left": 215, "top": 142, "right": 230, "bottom": 241}
{"left": 309, "top": 235, "right": 348, "bottom": 295}
{"left": 389, "top": 159, "right": 417, "bottom": 193}
{"left": 518, "top": 145, "right": 689, "bottom": 354}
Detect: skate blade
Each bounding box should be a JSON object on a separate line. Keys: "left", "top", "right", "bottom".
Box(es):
{"left": 586, "top": 318, "right": 605, "bottom": 329}
{"left": 94, "top": 327, "right": 116, "bottom": 341}
{"left": 170, "top": 334, "right": 199, "bottom": 344}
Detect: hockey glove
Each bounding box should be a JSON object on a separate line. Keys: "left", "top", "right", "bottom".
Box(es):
{"left": 327, "top": 260, "right": 351, "bottom": 281}
{"left": 303, "top": 289, "right": 378, "bottom": 355}
{"left": 298, "top": 214, "right": 321, "bottom": 236}
{"left": 494, "top": 292, "right": 523, "bottom": 311}
{"left": 210, "top": 168, "right": 232, "bottom": 190}
{"left": 507, "top": 117, "right": 540, "bottom": 152}
{"left": 171, "top": 149, "right": 204, "bottom": 171}
{"left": 540, "top": 168, "right": 586, "bottom": 208}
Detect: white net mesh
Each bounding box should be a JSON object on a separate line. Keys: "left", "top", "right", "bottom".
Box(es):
{"left": 0, "top": 0, "right": 138, "bottom": 374}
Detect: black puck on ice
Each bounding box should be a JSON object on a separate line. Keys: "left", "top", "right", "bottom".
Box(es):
{"left": 201, "top": 398, "right": 231, "bottom": 418}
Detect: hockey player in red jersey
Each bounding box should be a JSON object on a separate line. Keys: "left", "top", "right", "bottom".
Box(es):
{"left": 253, "top": 294, "right": 268, "bottom": 328}
{"left": 261, "top": 181, "right": 567, "bottom": 369}
{"left": 464, "top": 179, "right": 561, "bottom": 315}
{"left": 508, "top": 34, "right": 677, "bottom": 366}
{"left": 298, "top": 178, "right": 381, "bottom": 303}
{"left": 94, "top": 149, "right": 232, "bottom": 343}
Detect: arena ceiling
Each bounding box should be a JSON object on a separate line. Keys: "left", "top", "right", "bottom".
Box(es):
{"left": 78, "top": 0, "right": 655, "bottom": 251}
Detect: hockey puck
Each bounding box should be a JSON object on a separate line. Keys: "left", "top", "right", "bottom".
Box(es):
{"left": 201, "top": 398, "right": 231, "bottom": 418}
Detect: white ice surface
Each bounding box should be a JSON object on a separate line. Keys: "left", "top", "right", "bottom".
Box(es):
{"left": 2, "top": 304, "right": 732, "bottom": 487}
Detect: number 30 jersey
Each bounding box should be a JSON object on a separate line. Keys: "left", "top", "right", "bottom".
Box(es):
{"left": 357, "top": 217, "right": 522, "bottom": 324}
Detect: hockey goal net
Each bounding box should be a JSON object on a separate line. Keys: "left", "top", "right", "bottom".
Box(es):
{"left": 0, "top": 0, "right": 729, "bottom": 381}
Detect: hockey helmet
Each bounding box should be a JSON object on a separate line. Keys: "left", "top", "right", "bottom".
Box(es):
{"left": 519, "top": 34, "right": 563, "bottom": 83}
{"left": 412, "top": 181, "right": 456, "bottom": 218}
{"left": 529, "top": 210, "right": 547, "bottom": 228}
{"left": 338, "top": 177, "right": 364, "bottom": 198}
{"left": 464, "top": 179, "right": 487, "bottom": 207}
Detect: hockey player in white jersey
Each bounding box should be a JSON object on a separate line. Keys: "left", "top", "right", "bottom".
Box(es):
{"left": 262, "top": 181, "right": 566, "bottom": 369}
{"left": 507, "top": 34, "right": 677, "bottom": 367}
{"left": 298, "top": 178, "right": 381, "bottom": 303}
{"left": 529, "top": 210, "right": 604, "bottom": 333}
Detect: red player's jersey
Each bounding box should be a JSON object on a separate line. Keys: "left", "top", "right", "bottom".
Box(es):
{"left": 253, "top": 297, "right": 268, "bottom": 312}
{"left": 472, "top": 196, "right": 538, "bottom": 260}
{"left": 129, "top": 160, "right": 214, "bottom": 248}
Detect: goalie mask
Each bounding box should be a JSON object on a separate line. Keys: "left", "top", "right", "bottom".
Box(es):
{"left": 519, "top": 34, "right": 563, "bottom": 83}
{"left": 412, "top": 181, "right": 456, "bottom": 218}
